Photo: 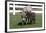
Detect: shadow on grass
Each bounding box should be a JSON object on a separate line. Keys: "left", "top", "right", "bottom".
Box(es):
{"left": 18, "top": 21, "right": 32, "bottom": 26}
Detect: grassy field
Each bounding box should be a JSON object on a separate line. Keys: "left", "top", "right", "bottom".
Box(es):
{"left": 9, "top": 13, "right": 42, "bottom": 29}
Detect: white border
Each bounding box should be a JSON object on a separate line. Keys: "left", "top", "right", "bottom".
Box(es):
{"left": 7, "top": 2, "right": 44, "bottom": 32}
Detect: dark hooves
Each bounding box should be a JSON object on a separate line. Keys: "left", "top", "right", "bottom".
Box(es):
{"left": 18, "top": 22, "right": 22, "bottom": 25}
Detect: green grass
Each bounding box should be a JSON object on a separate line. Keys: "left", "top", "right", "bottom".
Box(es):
{"left": 9, "top": 13, "right": 42, "bottom": 29}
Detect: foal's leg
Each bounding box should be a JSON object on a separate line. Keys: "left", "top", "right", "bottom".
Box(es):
{"left": 28, "top": 18, "right": 29, "bottom": 22}
{"left": 25, "top": 17, "right": 27, "bottom": 24}
{"left": 28, "top": 17, "right": 30, "bottom": 23}
{"left": 33, "top": 16, "right": 35, "bottom": 24}
{"left": 26, "top": 17, "right": 27, "bottom": 22}
{"left": 30, "top": 17, "right": 32, "bottom": 24}
{"left": 29, "top": 18, "right": 30, "bottom": 23}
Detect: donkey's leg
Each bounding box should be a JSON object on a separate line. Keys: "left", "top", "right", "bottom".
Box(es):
{"left": 21, "top": 16, "right": 24, "bottom": 25}
{"left": 29, "top": 18, "right": 30, "bottom": 23}
{"left": 22, "top": 18, "right": 25, "bottom": 25}
{"left": 25, "top": 17, "right": 27, "bottom": 24}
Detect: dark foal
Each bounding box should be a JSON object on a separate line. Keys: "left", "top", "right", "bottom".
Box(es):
{"left": 25, "top": 11, "right": 35, "bottom": 24}
{"left": 25, "top": 11, "right": 32, "bottom": 24}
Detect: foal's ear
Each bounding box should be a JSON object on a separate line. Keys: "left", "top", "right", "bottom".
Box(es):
{"left": 25, "top": 11, "right": 26, "bottom": 13}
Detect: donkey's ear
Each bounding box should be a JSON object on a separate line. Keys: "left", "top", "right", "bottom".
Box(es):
{"left": 30, "top": 11, "right": 31, "bottom": 12}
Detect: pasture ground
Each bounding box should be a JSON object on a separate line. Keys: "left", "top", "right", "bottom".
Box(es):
{"left": 9, "top": 13, "right": 42, "bottom": 29}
